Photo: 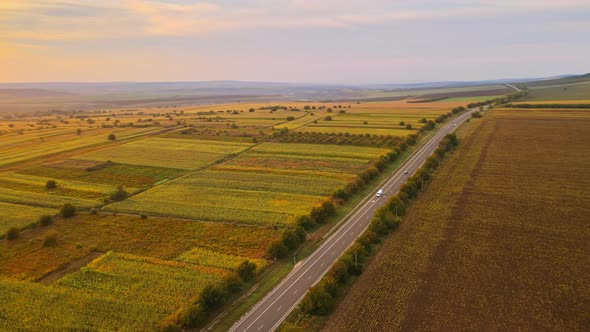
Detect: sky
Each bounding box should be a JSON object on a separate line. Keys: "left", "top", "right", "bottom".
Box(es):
{"left": 1, "top": 0, "right": 589, "bottom": 84}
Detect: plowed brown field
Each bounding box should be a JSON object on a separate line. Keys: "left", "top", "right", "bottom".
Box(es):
{"left": 322, "top": 107, "right": 590, "bottom": 331}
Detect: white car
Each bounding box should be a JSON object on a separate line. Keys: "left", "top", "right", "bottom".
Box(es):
{"left": 404, "top": 170, "right": 409, "bottom": 174}
{"left": 376, "top": 189, "right": 383, "bottom": 197}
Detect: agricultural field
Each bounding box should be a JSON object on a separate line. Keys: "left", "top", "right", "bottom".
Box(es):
{"left": 75, "top": 137, "right": 253, "bottom": 170}
{"left": 106, "top": 142, "right": 390, "bottom": 224}
{"left": 0, "top": 213, "right": 279, "bottom": 280}
{"left": 0, "top": 97, "right": 473, "bottom": 330}
{"left": 293, "top": 101, "right": 458, "bottom": 136}
{"left": 0, "top": 126, "right": 163, "bottom": 168}
{"left": 0, "top": 213, "right": 281, "bottom": 329}
{"left": 523, "top": 77, "right": 590, "bottom": 101}
{"left": 0, "top": 201, "right": 56, "bottom": 237}
{"left": 322, "top": 106, "right": 590, "bottom": 331}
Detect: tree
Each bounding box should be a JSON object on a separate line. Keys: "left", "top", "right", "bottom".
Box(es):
{"left": 110, "top": 186, "right": 128, "bottom": 201}
{"left": 405, "top": 123, "right": 413, "bottom": 130}
{"left": 332, "top": 188, "right": 350, "bottom": 201}
{"left": 46, "top": 180, "right": 57, "bottom": 189}
{"left": 60, "top": 203, "right": 76, "bottom": 218}
{"left": 108, "top": 133, "right": 116, "bottom": 140}
{"left": 296, "top": 215, "right": 315, "bottom": 229}
{"left": 301, "top": 285, "right": 334, "bottom": 315}
{"left": 237, "top": 260, "right": 257, "bottom": 282}
{"left": 268, "top": 241, "right": 288, "bottom": 259}
{"left": 76, "top": 128, "right": 82, "bottom": 135}
{"left": 286, "top": 116, "right": 295, "bottom": 121}
{"left": 282, "top": 230, "right": 301, "bottom": 251}
{"left": 199, "top": 284, "right": 227, "bottom": 311}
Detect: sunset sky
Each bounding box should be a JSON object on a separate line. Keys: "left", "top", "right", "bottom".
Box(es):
{"left": 1, "top": 0, "right": 589, "bottom": 83}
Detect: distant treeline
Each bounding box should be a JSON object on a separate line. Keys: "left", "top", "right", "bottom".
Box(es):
{"left": 505, "top": 103, "right": 590, "bottom": 109}
{"left": 407, "top": 96, "right": 449, "bottom": 103}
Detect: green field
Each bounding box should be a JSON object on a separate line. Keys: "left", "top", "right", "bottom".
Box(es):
{"left": 106, "top": 142, "right": 388, "bottom": 224}
{"left": 525, "top": 81, "right": 590, "bottom": 101}
{"left": 0, "top": 202, "right": 56, "bottom": 237}
{"left": 76, "top": 137, "right": 253, "bottom": 170}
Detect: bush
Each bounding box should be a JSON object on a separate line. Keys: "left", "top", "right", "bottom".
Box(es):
{"left": 110, "top": 186, "right": 129, "bottom": 201}
{"left": 286, "top": 116, "right": 295, "bottom": 121}
{"left": 108, "top": 133, "right": 116, "bottom": 140}
{"left": 60, "top": 203, "right": 76, "bottom": 218}
{"left": 38, "top": 215, "right": 53, "bottom": 227}
{"left": 6, "top": 227, "right": 19, "bottom": 240}
{"left": 332, "top": 188, "right": 350, "bottom": 201}
{"left": 301, "top": 284, "right": 335, "bottom": 315}
{"left": 310, "top": 201, "right": 335, "bottom": 224}
{"left": 45, "top": 180, "right": 57, "bottom": 189}
{"left": 282, "top": 230, "right": 301, "bottom": 251}
{"left": 42, "top": 230, "right": 58, "bottom": 247}
{"left": 199, "top": 284, "right": 227, "bottom": 311}
{"left": 296, "top": 215, "right": 315, "bottom": 230}
{"left": 89, "top": 208, "right": 98, "bottom": 215}
{"left": 268, "top": 241, "right": 288, "bottom": 259}
{"left": 237, "top": 260, "right": 257, "bottom": 282}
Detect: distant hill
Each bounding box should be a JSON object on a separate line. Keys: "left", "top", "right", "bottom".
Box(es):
{"left": 0, "top": 88, "right": 74, "bottom": 98}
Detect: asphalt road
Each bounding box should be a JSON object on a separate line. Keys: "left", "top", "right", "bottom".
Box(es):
{"left": 229, "top": 109, "right": 475, "bottom": 332}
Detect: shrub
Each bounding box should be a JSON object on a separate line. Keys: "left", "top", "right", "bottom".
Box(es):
{"left": 268, "top": 241, "right": 288, "bottom": 259}
{"left": 332, "top": 188, "right": 350, "bottom": 201}
{"left": 45, "top": 180, "right": 57, "bottom": 189}
{"left": 60, "top": 203, "right": 76, "bottom": 218}
{"left": 237, "top": 260, "right": 257, "bottom": 282}
{"left": 43, "top": 230, "right": 58, "bottom": 247}
{"left": 6, "top": 227, "right": 19, "bottom": 240}
{"left": 296, "top": 215, "right": 315, "bottom": 230}
{"left": 89, "top": 208, "right": 98, "bottom": 215}
{"left": 286, "top": 116, "right": 295, "bottom": 121}
{"left": 38, "top": 215, "right": 53, "bottom": 227}
{"left": 110, "top": 186, "right": 129, "bottom": 201}
{"left": 282, "top": 230, "right": 301, "bottom": 251}
{"left": 199, "top": 284, "right": 227, "bottom": 311}
{"left": 108, "top": 133, "right": 116, "bottom": 140}
{"left": 301, "top": 284, "right": 334, "bottom": 315}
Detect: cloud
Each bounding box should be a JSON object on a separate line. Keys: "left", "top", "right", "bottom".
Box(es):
{"left": 2, "top": 0, "right": 589, "bottom": 41}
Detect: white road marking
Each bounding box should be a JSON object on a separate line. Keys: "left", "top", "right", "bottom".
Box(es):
{"left": 257, "top": 325, "right": 264, "bottom": 331}
{"left": 276, "top": 306, "right": 282, "bottom": 312}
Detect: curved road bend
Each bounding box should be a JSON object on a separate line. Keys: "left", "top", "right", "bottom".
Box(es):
{"left": 229, "top": 109, "right": 475, "bottom": 332}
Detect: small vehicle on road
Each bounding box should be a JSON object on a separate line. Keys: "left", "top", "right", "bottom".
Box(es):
{"left": 376, "top": 189, "right": 383, "bottom": 197}
{"left": 404, "top": 170, "right": 409, "bottom": 175}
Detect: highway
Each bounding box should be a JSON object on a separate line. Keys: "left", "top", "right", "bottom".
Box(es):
{"left": 229, "top": 109, "right": 475, "bottom": 332}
